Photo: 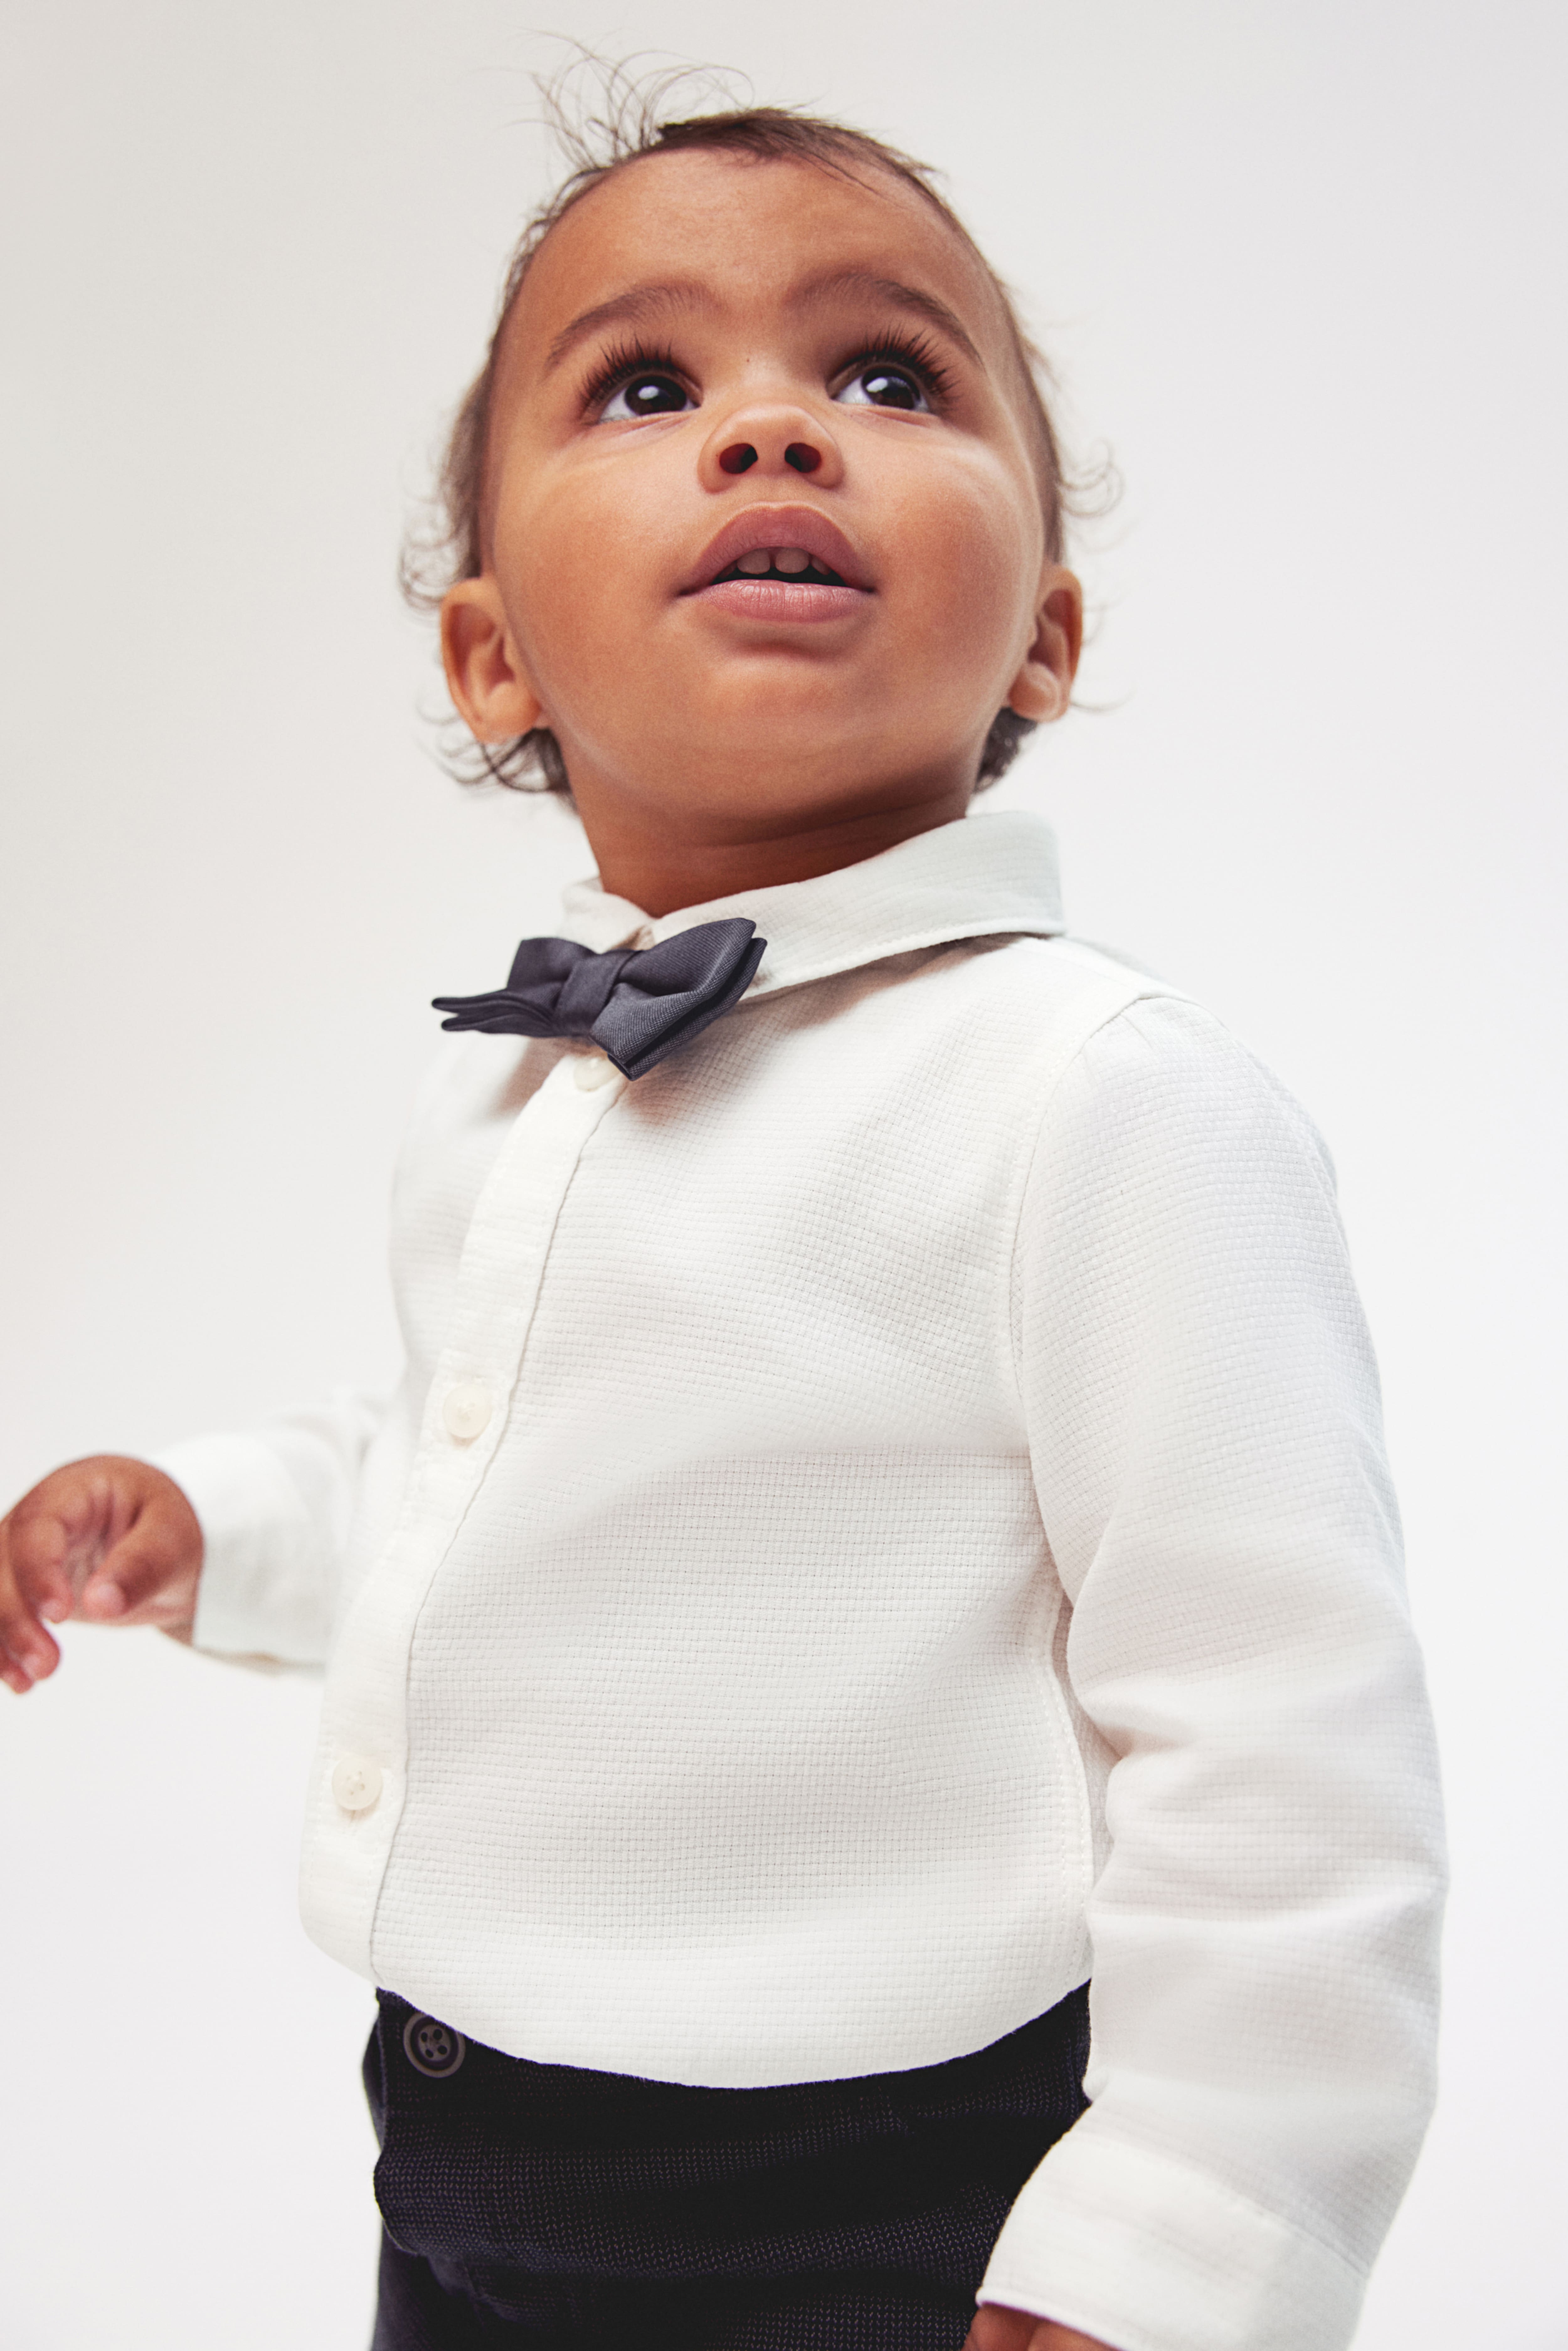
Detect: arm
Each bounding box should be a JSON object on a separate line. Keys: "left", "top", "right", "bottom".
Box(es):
{"left": 981, "top": 996, "right": 1444, "bottom": 2351}
{"left": 154, "top": 1389, "right": 386, "bottom": 1661}
{"left": 0, "top": 1389, "right": 386, "bottom": 1685}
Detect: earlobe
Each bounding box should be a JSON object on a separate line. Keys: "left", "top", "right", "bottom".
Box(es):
{"left": 441, "top": 579, "right": 546, "bottom": 744}
{"left": 1005, "top": 567, "right": 1084, "bottom": 727}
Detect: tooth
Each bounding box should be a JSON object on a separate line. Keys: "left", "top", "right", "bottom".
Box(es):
{"left": 736, "top": 549, "right": 772, "bottom": 575}
{"left": 775, "top": 548, "right": 809, "bottom": 574}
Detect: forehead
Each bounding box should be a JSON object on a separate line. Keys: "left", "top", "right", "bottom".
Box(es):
{"left": 504, "top": 146, "right": 1013, "bottom": 382}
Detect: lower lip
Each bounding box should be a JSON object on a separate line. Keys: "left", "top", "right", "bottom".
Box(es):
{"left": 689, "top": 579, "right": 869, "bottom": 623}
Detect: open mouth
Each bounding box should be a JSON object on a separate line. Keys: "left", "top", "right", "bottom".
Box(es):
{"left": 681, "top": 508, "right": 870, "bottom": 625}
{"left": 682, "top": 507, "right": 872, "bottom": 616}
{"left": 708, "top": 547, "right": 848, "bottom": 588}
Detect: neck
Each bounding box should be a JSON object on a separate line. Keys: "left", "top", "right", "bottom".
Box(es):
{"left": 573, "top": 786, "right": 975, "bottom": 919}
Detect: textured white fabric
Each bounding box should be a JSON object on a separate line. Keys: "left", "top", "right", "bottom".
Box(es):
{"left": 156, "top": 810, "right": 1444, "bottom": 2351}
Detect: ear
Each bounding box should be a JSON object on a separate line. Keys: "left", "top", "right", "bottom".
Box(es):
{"left": 1004, "top": 566, "right": 1084, "bottom": 725}
{"left": 441, "top": 577, "right": 546, "bottom": 743}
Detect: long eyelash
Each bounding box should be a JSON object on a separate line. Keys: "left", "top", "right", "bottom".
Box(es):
{"left": 843, "top": 327, "right": 955, "bottom": 402}
{"left": 577, "top": 324, "right": 955, "bottom": 414}
{"left": 579, "top": 337, "right": 689, "bottom": 413}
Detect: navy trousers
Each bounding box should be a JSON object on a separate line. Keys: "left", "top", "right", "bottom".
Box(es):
{"left": 364, "top": 1985, "right": 1090, "bottom": 2350}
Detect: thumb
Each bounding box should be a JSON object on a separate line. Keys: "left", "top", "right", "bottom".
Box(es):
{"left": 79, "top": 1484, "right": 203, "bottom": 1628}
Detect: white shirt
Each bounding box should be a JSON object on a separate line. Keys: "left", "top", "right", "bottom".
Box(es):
{"left": 160, "top": 810, "right": 1444, "bottom": 2351}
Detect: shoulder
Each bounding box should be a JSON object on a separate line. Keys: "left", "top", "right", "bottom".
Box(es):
{"left": 884, "top": 933, "right": 1329, "bottom": 1172}
{"left": 941, "top": 934, "right": 1231, "bottom": 1109}
{"left": 925, "top": 930, "right": 1172, "bottom": 1046}
{"left": 1012, "top": 972, "right": 1340, "bottom": 1224}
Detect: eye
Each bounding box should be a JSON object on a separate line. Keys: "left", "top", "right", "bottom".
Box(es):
{"left": 600, "top": 370, "right": 693, "bottom": 421}
{"left": 834, "top": 363, "right": 932, "bottom": 413}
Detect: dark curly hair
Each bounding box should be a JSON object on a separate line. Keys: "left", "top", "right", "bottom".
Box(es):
{"left": 402, "top": 61, "right": 1095, "bottom": 798}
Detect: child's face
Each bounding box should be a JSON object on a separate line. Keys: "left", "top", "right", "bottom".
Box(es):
{"left": 444, "top": 150, "right": 1080, "bottom": 903}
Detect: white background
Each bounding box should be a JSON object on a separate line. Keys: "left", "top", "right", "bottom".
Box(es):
{"left": 2, "top": 3, "right": 1564, "bottom": 2345}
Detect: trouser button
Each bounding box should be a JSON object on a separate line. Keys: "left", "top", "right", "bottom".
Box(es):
{"left": 402, "top": 2013, "right": 466, "bottom": 2078}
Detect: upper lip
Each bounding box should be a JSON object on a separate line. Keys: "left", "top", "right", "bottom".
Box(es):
{"left": 682, "top": 505, "right": 872, "bottom": 594}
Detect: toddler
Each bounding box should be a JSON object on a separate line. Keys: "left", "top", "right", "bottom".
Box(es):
{"left": 0, "top": 93, "right": 1444, "bottom": 2351}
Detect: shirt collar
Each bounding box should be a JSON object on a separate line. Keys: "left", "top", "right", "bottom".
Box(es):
{"left": 556, "top": 810, "right": 1065, "bottom": 998}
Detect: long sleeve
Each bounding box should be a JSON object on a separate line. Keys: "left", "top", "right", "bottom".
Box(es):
{"left": 980, "top": 995, "right": 1445, "bottom": 2351}
{"left": 154, "top": 1389, "right": 386, "bottom": 1665}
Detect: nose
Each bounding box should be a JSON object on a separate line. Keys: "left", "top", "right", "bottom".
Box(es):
{"left": 699, "top": 400, "right": 844, "bottom": 492}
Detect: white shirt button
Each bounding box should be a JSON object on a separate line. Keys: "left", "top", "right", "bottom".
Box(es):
{"left": 442, "top": 1379, "right": 493, "bottom": 1441}
{"left": 573, "top": 1052, "right": 620, "bottom": 1091}
{"left": 332, "top": 1755, "right": 382, "bottom": 1813}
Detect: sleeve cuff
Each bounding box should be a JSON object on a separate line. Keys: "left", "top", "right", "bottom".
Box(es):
{"left": 153, "top": 1432, "right": 332, "bottom": 1665}
{"left": 978, "top": 2128, "right": 1366, "bottom": 2351}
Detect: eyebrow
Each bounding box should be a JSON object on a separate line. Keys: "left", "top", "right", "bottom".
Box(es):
{"left": 545, "top": 282, "right": 718, "bottom": 373}
{"left": 793, "top": 270, "right": 986, "bottom": 367}
{"left": 543, "top": 267, "right": 986, "bottom": 378}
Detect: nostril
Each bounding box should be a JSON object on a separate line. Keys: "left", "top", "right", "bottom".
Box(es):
{"left": 719, "top": 443, "right": 758, "bottom": 475}
{"left": 785, "top": 442, "right": 822, "bottom": 474}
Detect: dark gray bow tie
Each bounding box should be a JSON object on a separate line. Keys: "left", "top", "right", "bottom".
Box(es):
{"left": 432, "top": 918, "right": 766, "bottom": 1081}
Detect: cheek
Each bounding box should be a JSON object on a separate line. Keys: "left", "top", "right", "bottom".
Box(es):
{"left": 487, "top": 455, "right": 672, "bottom": 714}
{"left": 493, "top": 503, "right": 612, "bottom": 680}
{"left": 884, "top": 451, "right": 1040, "bottom": 666}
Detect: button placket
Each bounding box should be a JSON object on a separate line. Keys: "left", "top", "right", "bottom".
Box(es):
{"left": 304, "top": 1062, "right": 629, "bottom": 1980}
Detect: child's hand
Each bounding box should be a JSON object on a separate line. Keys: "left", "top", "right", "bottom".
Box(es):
{"left": 964, "top": 2310, "right": 1116, "bottom": 2351}
{"left": 0, "top": 1457, "right": 203, "bottom": 1692}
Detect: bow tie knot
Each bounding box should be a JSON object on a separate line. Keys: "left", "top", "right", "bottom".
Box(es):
{"left": 432, "top": 918, "right": 766, "bottom": 1081}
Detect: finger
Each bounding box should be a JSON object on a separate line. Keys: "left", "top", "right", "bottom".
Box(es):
{"left": 0, "top": 1646, "right": 42, "bottom": 1696}
{"left": 0, "top": 1621, "right": 56, "bottom": 1691}
{"left": 0, "top": 1531, "right": 62, "bottom": 1691}
{"left": 5, "top": 1499, "right": 80, "bottom": 1624}
{"left": 963, "top": 2309, "right": 1039, "bottom": 2351}
{"left": 977, "top": 2307, "right": 1075, "bottom": 2351}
